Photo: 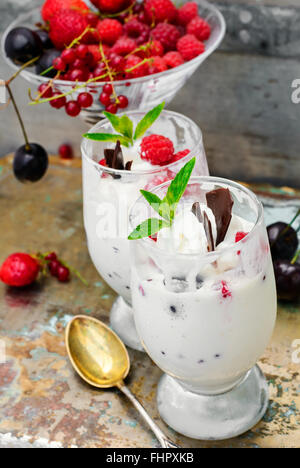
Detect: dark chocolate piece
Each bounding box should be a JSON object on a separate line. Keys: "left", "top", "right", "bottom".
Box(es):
{"left": 203, "top": 211, "right": 215, "bottom": 252}
{"left": 191, "top": 201, "right": 203, "bottom": 223}
{"left": 104, "top": 148, "right": 114, "bottom": 167}
{"left": 104, "top": 140, "right": 125, "bottom": 170}
{"left": 125, "top": 160, "right": 133, "bottom": 171}
{"left": 206, "top": 188, "right": 233, "bottom": 246}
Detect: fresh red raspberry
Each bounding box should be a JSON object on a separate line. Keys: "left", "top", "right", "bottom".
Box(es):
{"left": 148, "top": 56, "right": 167, "bottom": 74}
{"left": 0, "top": 253, "right": 40, "bottom": 287}
{"left": 125, "top": 54, "right": 149, "bottom": 78}
{"left": 97, "top": 19, "right": 123, "bottom": 45}
{"left": 144, "top": 0, "right": 177, "bottom": 25}
{"left": 221, "top": 280, "right": 232, "bottom": 299}
{"left": 171, "top": 149, "right": 190, "bottom": 162}
{"left": 187, "top": 16, "right": 211, "bottom": 41}
{"left": 112, "top": 37, "right": 137, "bottom": 56}
{"left": 41, "top": 0, "right": 89, "bottom": 22}
{"left": 91, "top": 0, "right": 127, "bottom": 13}
{"left": 163, "top": 51, "right": 184, "bottom": 68}
{"left": 49, "top": 9, "right": 89, "bottom": 50}
{"left": 177, "top": 34, "right": 205, "bottom": 61}
{"left": 177, "top": 2, "right": 198, "bottom": 26}
{"left": 147, "top": 39, "right": 164, "bottom": 57}
{"left": 124, "top": 19, "right": 150, "bottom": 45}
{"left": 140, "top": 134, "right": 174, "bottom": 165}
{"left": 235, "top": 232, "right": 248, "bottom": 243}
{"left": 151, "top": 23, "right": 180, "bottom": 52}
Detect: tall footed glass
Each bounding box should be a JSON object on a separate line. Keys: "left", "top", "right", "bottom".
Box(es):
{"left": 81, "top": 111, "right": 208, "bottom": 350}
{"left": 130, "top": 177, "right": 277, "bottom": 439}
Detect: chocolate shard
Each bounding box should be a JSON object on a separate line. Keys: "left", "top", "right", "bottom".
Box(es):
{"left": 206, "top": 188, "right": 233, "bottom": 246}
{"left": 125, "top": 160, "right": 133, "bottom": 171}
{"left": 203, "top": 211, "right": 215, "bottom": 252}
{"left": 104, "top": 148, "right": 114, "bottom": 167}
{"left": 112, "top": 140, "right": 125, "bottom": 170}
{"left": 191, "top": 202, "right": 203, "bottom": 223}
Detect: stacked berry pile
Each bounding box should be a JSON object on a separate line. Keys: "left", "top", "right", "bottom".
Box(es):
{"left": 5, "top": 0, "right": 211, "bottom": 117}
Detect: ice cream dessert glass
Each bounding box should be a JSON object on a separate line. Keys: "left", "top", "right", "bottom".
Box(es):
{"left": 129, "top": 175, "right": 277, "bottom": 439}
{"left": 81, "top": 110, "right": 208, "bottom": 350}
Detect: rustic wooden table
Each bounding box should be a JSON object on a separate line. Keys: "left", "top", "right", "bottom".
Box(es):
{"left": 0, "top": 157, "right": 299, "bottom": 448}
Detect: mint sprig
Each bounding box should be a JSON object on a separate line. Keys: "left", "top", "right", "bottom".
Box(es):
{"left": 128, "top": 157, "right": 196, "bottom": 240}
{"left": 83, "top": 102, "right": 165, "bottom": 146}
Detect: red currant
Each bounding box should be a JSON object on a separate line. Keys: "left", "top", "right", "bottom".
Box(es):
{"left": 65, "top": 100, "right": 81, "bottom": 117}
{"left": 49, "top": 259, "right": 61, "bottom": 276}
{"left": 45, "top": 252, "right": 57, "bottom": 261}
{"left": 77, "top": 92, "right": 93, "bottom": 108}
{"left": 69, "top": 69, "right": 86, "bottom": 82}
{"left": 72, "top": 58, "right": 86, "bottom": 70}
{"left": 118, "top": 95, "right": 128, "bottom": 109}
{"left": 99, "top": 92, "right": 111, "bottom": 106}
{"left": 76, "top": 44, "right": 89, "bottom": 59}
{"left": 61, "top": 48, "right": 76, "bottom": 64}
{"left": 38, "top": 83, "right": 53, "bottom": 98}
{"left": 106, "top": 103, "right": 118, "bottom": 114}
{"left": 53, "top": 56, "right": 66, "bottom": 71}
{"left": 59, "top": 143, "right": 74, "bottom": 159}
{"left": 110, "top": 54, "right": 125, "bottom": 72}
{"left": 57, "top": 265, "right": 70, "bottom": 282}
{"left": 50, "top": 93, "right": 66, "bottom": 109}
{"left": 103, "top": 83, "right": 113, "bottom": 95}
{"left": 86, "top": 12, "right": 99, "bottom": 27}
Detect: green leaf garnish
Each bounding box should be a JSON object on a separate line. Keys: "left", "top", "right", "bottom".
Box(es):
{"left": 128, "top": 157, "right": 196, "bottom": 240}
{"left": 133, "top": 102, "right": 165, "bottom": 140}
{"left": 128, "top": 218, "right": 170, "bottom": 240}
{"left": 82, "top": 133, "right": 131, "bottom": 147}
{"left": 103, "top": 111, "right": 133, "bottom": 142}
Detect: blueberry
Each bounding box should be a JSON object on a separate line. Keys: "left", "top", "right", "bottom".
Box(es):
{"left": 35, "top": 49, "right": 61, "bottom": 77}
{"left": 273, "top": 259, "right": 300, "bottom": 301}
{"left": 13, "top": 143, "right": 48, "bottom": 183}
{"left": 5, "top": 27, "right": 43, "bottom": 64}
{"left": 34, "top": 30, "right": 53, "bottom": 49}
{"left": 267, "top": 221, "right": 298, "bottom": 261}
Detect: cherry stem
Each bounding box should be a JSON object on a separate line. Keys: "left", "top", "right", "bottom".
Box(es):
{"left": 276, "top": 208, "right": 300, "bottom": 243}
{"left": 291, "top": 249, "right": 300, "bottom": 265}
{"left": 6, "top": 83, "right": 30, "bottom": 150}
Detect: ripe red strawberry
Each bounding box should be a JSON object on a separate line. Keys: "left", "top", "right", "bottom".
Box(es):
{"left": 177, "top": 2, "right": 198, "bottom": 26}
{"left": 91, "top": 0, "right": 127, "bottom": 14}
{"left": 235, "top": 232, "right": 248, "bottom": 243}
{"left": 177, "top": 34, "right": 205, "bottom": 61}
{"left": 140, "top": 134, "right": 174, "bottom": 165}
{"left": 163, "top": 51, "right": 184, "bottom": 68}
{"left": 49, "top": 9, "right": 89, "bottom": 50}
{"left": 125, "top": 54, "right": 149, "bottom": 78}
{"left": 151, "top": 23, "right": 180, "bottom": 52}
{"left": 0, "top": 253, "right": 40, "bottom": 287}
{"left": 41, "top": 0, "right": 89, "bottom": 22}
{"left": 97, "top": 18, "right": 123, "bottom": 45}
{"left": 144, "top": 0, "right": 177, "bottom": 25}
{"left": 111, "top": 37, "right": 137, "bottom": 56}
{"left": 187, "top": 16, "right": 211, "bottom": 41}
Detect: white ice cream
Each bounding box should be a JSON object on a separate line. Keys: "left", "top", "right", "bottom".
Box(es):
{"left": 131, "top": 201, "right": 277, "bottom": 394}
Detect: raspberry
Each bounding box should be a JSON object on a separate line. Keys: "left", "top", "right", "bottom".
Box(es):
{"left": 187, "top": 16, "right": 211, "bottom": 41}
{"left": 125, "top": 54, "right": 149, "bottom": 78}
{"left": 124, "top": 19, "right": 150, "bottom": 45}
{"left": 163, "top": 51, "right": 184, "bottom": 68}
{"left": 171, "top": 149, "right": 190, "bottom": 162}
{"left": 148, "top": 56, "right": 167, "bottom": 74}
{"left": 143, "top": 39, "right": 164, "bottom": 57}
{"left": 235, "top": 232, "right": 248, "bottom": 243}
{"left": 49, "top": 9, "right": 89, "bottom": 50}
{"left": 152, "top": 23, "right": 180, "bottom": 52}
{"left": 221, "top": 280, "right": 231, "bottom": 299}
{"left": 112, "top": 37, "right": 137, "bottom": 56}
{"left": 144, "top": 0, "right": 177, "bottom": 25}
{"left": 41, "top": 0, "right": 89, "bottom": 22}
{"left": 140, "top": 134, "right": 174, "bottom": 165}
{"left": 177, "top": 34, "right": 205, "bottom": 61}
{"left": 91, "top": 0, "right": 127, "bottom": 13}
{"left": 97, "top": 19, "right": 123, "bottom": 45}
{"left": 177, "top": 2, "right": 198, "bottom": 26}
{"left": 0, "top": 253, "right": 40, "bottom": 287}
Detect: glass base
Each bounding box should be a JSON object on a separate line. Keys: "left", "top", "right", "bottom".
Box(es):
{"left": 110, "top": 296, "right": 144, "bottom": 352}
{"left": 157, "top": 365, "right": 269, "bottom": 440}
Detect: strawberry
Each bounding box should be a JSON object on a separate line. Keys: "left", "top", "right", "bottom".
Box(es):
{"left": 42, "top": 0, "right": 89, "bottom": 22}
{"left": 0, "top": 253, "right": 40, "bottom": 287}
{"left": 49, "top": 9, "right": 89, "bottom": 50}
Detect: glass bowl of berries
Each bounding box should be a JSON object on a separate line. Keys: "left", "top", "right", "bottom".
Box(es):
{"left": 1, "top": 0, "right": 225, "bottom": 124}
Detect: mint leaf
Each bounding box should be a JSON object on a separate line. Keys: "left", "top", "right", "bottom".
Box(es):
{"left": 140, "top": 189, "right": 171, "bottom": 222}
{"left": 163, "top": 157, "right": 196, "bottom": 221}
{"left": 83, "top": 133, "right": 131, "bottom": 147}
{"left": 128, "top": 218, "right": 170, "bottom": 240}
{"left": 103, "top": 112, "right": 133, "bottom": 142}
{"left": 133, "top": 102, "right": 165, "bottom": 140}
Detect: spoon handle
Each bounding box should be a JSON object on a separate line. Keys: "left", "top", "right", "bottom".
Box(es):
{"left": 118, "top": 383, "right": 180, "bottom": 448}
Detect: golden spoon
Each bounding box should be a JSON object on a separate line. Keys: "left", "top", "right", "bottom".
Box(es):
{"left": 65, "top": 315, "right": 179, "bottom": 448}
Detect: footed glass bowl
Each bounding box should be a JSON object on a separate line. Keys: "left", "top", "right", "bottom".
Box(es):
{"left": 1, "top": 1, "right": 225, "bottom": 125}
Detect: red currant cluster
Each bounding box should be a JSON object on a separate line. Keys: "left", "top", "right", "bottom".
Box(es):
{"left": 44, "top": 252, "right": 70, "bottom": 282}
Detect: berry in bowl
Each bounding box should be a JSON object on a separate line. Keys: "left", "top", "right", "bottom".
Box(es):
{"left": 81, "top": 103, "right": 208, "bottom": 350}
{"left": 2, "top": 0, "right": 225, "bottom": 123}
